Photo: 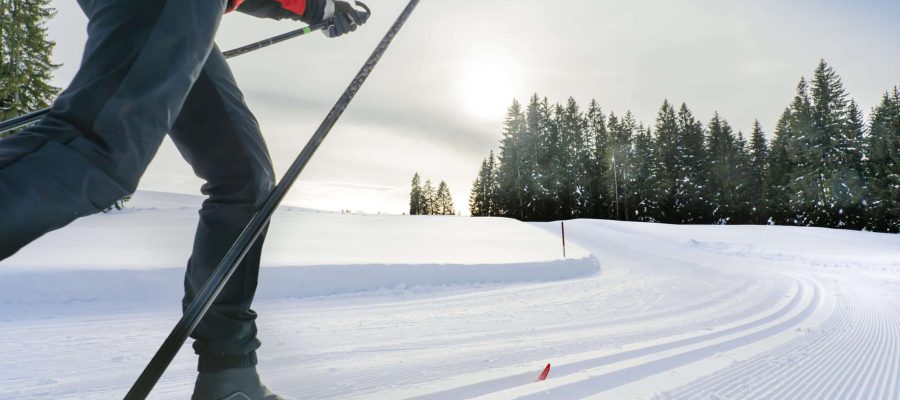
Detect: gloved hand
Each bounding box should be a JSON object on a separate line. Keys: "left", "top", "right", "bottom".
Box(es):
{"left": 322, "top": 1, "right": 371, "bottom": 38}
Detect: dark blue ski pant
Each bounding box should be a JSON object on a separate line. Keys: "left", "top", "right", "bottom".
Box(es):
{"left": 0, "top": 0, "right": 275, "bottom": 372}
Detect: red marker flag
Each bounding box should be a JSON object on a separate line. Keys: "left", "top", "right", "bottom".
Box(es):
{"left": 535, "top": 363, "right": 551, "bottom": 381}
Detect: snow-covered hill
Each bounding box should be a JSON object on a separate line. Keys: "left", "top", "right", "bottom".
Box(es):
{"left": 1, "top": 191, "right": 898, "bottom": 399}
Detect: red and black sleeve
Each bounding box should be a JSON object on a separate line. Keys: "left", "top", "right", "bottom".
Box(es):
{"left": 227, "top": 0, "right": 328, "bottom": 24}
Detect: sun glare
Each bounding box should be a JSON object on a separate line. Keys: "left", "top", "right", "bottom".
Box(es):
{"left": 457, "top": 58, "right": 517, "bottom": 121}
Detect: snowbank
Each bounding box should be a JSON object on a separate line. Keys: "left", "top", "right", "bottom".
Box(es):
{"left": 0, "top": 191, "right": 597, "bottom": 310}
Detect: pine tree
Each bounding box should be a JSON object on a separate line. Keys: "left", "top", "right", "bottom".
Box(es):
{"left": 733, "top": 130, "right": 754, "bottom": 223}
{"left": 553, "top": 97, "right": 586, "bottom": 219}
{"left": 767, "top": 108, "right": 794, "bottom": 224}
{"left": 653, "top": 100, "right": 679, "bottom": 222}
{"left": 422, "top": 179, "right": 436, "bottom": 215}
{"left": 435, "top": 181, "right": 455, "bottom": 215}
{"left": 409, "top": 173, "right": 425, "bottom": 215}
{"left": 605, "top": 113, "right": 628, "bottom": 220}
{"left": 673, "top": 103, "right": 709, "bottom": 224}
{"left": 784, "top": 77, "right": 822, "bottom": 226}
{"left": 866, "top": 87, "right": 900, "bottom": 233}
{"left": 747, "top": 121, "right": 769, "bottom": 223}
{"left": 706, "top": 113, "right": 743, "bottom": 224}
{"left": 632, "top": 125, "right": 662, "bottom": 221}
{"left": 0, "top": 0, "right": 59, "bottom": 137}
{"left": 469, "top": 151, "right": 499, "bottom": 217}
{"left": 496, "top": 99, "right": 527, "bottom": 219}
{"left": 830, "top": 100, "right": 868, "bottom": 228}
{"left": 585, "top": 100, "right": 610, "bottom": 219}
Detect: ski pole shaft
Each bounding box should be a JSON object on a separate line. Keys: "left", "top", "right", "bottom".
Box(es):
{"left": 123, "top": 0, "right": 421, "bottom": 398}
{"left": 0, "top": 108, "right": 47, "bottom": 135}
{"left": 221, "top": 22, "right": 327, "bottom": 58}
{"left": 0, "top": 23, "right": 327, "bottom": 135}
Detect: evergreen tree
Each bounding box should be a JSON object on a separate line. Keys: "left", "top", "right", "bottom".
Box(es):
{"left": 422, "top": 179, "right": 436, "bottom": 215}
{"left": 783, "top": 61, "right": 861, "bottom": 227}
{"left": 496, "top": 99, "right": 527, "bottom": 219}
{"left": 519, "top": 95, "right": 547, "bottom": 219}
{"left": 532, "top": 97, "right": 558, "bottom": 220}
{"left": 553, "top": 97, "right": 586, "bottom": 219}
{"left": 585, "top": 100, "right": 610, "bottom": 219}
{"left": 784, "top": 77, "right": 822, "bottom": 225}
{"left": 673, "top": 103, "right": 709, "bottom": 224}
{"left": 469, "top": 151, "right": 499, "bottom": 217}
{"left": 435, "top": 181, "right": 455, "bottom": 215}
{"left": 830, "top": 100, "right": 867, "bottom": 228}
{"left": 653, "top": 100, "right": 679, "bottom": 222}
{"left": 0, "top": 0, "right": 59, "bottom": 137}
{"left": 767, "top": 108, "right": 794, "bottom": 224}
{"left": 631, "top": 125, "right": 662, "bottom": 221}
{"left": 733, "top": 130, "right": 754, "bottom": 223}
{"left": 604, "top": 113, "right": 628, "bottom": 219}
{"left": 747, "top": 121, "right": 769, "bottom": 223}
{"left": 866, "top": 88, "right": 900, "bottom": 232}
{"left": 409, "top": 172, "right": 425, "bottom": 215}
{"left": 706, "top": 113, "right": 744, "bottom": 224}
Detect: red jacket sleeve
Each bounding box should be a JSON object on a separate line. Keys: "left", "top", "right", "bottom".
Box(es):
{"left": 227, "top": 0, "right": 307, "bottom": 16}
{"left": 273, "top": 0, "right": 307, "bottom": 15}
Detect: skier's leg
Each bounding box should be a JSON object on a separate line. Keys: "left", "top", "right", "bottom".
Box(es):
{"left": 0, "top": 0, "right": 224, "bottom": 260}
{"left": 168, "top": 47, "right": 276, "bottom": 373}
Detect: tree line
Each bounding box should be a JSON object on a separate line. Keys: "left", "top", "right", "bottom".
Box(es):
{"left": 469, "top": 61, "right": 899, "bottom": 233}
{"left": 409, "top": 173, "right": 456, "bottom": 215}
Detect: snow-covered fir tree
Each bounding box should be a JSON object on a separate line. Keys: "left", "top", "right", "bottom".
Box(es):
{"left": 706, "top": 113, "right": 745, "bottom": 224}
{"left": 653, "top": 100, "right": 679, "bottom": 222}
{"left": 673, "top": 103, "right": 709, "bottom": 224}
{"left": 631, "top": 125, "right": 662, "bottom": 222}
{"left": 747, "top": 121, "right": 769, "bottom": 223}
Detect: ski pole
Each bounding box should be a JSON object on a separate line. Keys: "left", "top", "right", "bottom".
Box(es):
{"left": 0, "top": 19, "right": 333, "bottom": 135}
{"left": 123, "top": 0, "right": 420, "bottom": 398}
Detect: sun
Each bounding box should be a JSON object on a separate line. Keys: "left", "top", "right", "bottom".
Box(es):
{"left": 457, "top": 58, "right": 517, "bottom": 121}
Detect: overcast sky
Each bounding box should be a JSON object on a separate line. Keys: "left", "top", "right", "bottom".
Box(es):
{"left": 47, "top": 0, "right": 900, "bottom": 214}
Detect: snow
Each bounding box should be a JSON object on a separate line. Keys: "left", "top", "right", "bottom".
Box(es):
{"left": 1, "top": 191, "right": 899, "bottom": 399}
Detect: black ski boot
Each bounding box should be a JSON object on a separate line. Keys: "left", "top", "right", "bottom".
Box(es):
{"left": 191, "top": 367, "right": 289, "bottom": 400}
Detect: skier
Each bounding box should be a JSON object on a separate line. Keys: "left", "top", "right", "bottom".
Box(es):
{"left": 0, "top": 0, "right": 369, "bottom": 399}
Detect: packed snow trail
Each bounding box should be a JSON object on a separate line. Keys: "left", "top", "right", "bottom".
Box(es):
{"left": 1, "top": 194, "right": 898, "bottom": 399}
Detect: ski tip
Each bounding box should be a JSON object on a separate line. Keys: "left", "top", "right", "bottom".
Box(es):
{"left": 535, "top": 363, "right": 551, "bottom": 382}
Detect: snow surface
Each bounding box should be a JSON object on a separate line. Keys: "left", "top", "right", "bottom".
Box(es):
{"left": 1, "top": 191, "right": 898, "bottom": 399}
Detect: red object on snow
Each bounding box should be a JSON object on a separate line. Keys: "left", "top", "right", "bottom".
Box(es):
{"left": 535, "top": 364, "right": 551, "bottom": 381}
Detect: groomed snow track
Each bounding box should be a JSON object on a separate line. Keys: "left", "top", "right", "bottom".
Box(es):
{"left": 1, "top": 207, "right": 898, "bottom": 399}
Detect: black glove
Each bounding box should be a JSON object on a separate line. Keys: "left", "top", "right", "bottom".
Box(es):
{"left": 323, "top": 1, "right": 370, "bottom": 38}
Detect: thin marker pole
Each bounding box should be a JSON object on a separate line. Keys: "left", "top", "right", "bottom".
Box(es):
{"left": 561, "top": 221, "right": 566, "bottom": 258}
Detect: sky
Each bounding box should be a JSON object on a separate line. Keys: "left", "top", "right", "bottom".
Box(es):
{"left": 46, "top": 0, "right": 900, "bottom": 214}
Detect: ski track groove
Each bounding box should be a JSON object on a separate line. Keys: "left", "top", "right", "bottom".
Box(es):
{"left": 511, "top": 276, "right": 820, "bottom": 400}
{"left": 405, "top": 276, "right": 806, "bottom": 400}
{"left": 662, "top": 278, "right": 900, "bottom": 400}
{"left": 256, "top": 275, "right": 786, "bottom": 399}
